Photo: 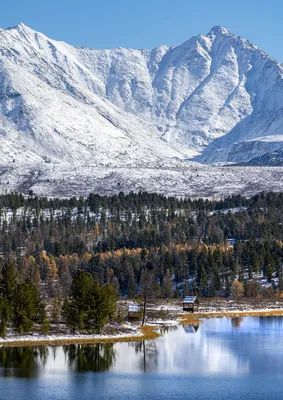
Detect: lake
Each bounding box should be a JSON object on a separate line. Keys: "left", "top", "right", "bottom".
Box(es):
{"left": 1, "top": 317, "right": 283, "bottom": 399}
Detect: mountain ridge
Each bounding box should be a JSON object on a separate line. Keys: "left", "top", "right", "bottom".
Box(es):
{"left": 1, "top": 24, "right": 283, "bottom": 196}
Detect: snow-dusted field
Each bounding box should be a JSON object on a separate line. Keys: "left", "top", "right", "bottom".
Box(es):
{"left": 0, "top": 323, "right": 142, "bottom": 345}
{"left": 1, "top": 162, "right": 283, "bottom": 198}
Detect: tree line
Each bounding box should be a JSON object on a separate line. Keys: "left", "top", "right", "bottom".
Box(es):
{"left": 0, "top": 190, "right": 283, "bottom": 336}
{"left": 0, "top": 262, "right": 117, "bottom": 338}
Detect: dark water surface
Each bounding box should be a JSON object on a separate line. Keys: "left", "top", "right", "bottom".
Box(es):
{"left": 1, "top": 317, "right": 283, "bottom": 399}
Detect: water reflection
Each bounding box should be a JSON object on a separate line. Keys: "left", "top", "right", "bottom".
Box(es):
{"left": 63, "top": 344, "right": 116, "bottom": 372}
{"left": 2, "top": 317, "right": 283, "bottom": 378}
{"left": 129, "top": 340, "right": 159, "bottom": 372}
{"left": 160, "top": 325, "right": 178, "bottom": 335}
{"left": 183, "top": 324, "right": 199, "bottom": 333}
{"left": 0, "top": 346, "right": 49, "bottom": 378}
{"left": 231, "top": 317, "right": 243, "bottom": 328}
{"left": 259, "top": 316, "right": 283, "bottom": 329}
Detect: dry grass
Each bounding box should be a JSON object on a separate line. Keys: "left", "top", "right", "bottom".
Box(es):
{"left": 179, "top": 309, "right": 283, "bottom": 325}
{"left": 139, "top": 325, "right": 161, "bottom": 340}
{"left": 178, "top": 314, "right": 203, "bottom": 326}
{"left": 0, "top": 325, "right": 161, "bottom": 348}
{"left": 3, "top": 306, "right": 283, "bottom": 347}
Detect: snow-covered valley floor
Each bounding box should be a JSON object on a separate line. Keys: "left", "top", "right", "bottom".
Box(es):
{"left": 1, "top": 163, "right": 283, "bottom": 198}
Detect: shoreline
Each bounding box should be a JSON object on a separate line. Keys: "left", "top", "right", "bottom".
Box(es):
{"left": 0, "top": 325, "right": 161, "bottom": 348}
{"left": 2, "top": 307, "right": 283, "bottom": 347}
{"left": 179, "top": 308, "right": 283, "bottom": 325}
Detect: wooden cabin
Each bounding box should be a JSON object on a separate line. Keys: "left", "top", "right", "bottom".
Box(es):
{"left": 182, "top": 296, "right": 199, "bottom": 313}
{"left": 128, "top": 303, "right": 141, "bottom": 319}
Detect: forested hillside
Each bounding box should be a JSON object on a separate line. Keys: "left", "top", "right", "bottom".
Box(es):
{"left": 1, "top": 190, "right": 283, "bottom": 336}
{"left": 0, "top": 190, "right": 283, "bottom": 300}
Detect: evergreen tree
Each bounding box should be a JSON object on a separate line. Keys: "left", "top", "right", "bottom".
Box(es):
{"left": 162, "top": 269, "right": 172, "bottom": 298}
{"left": 127, "top": 266, "right": 136, "bottom": 298}
{"left": 65, "top": 270, "right": 117, "bottom": 333}
{"left": 183, "top": 280, "right": 189, "bottom": 297}
{"left": 198, "top": 265, "right": 208, "bottom": 297}
{"left": 51, "top": 297, "right": 61, "bottom": 323}
{"left": 0, "top": 262, "right": 18, "bottom": 335}
{"left": 13, "top": 280, "right": 41, "bottom": 334}
{"left": 1, "top": 261, "right": 18, "bottom": 304}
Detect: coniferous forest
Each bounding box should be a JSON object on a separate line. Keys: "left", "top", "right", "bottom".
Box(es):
{"left": 1, "top": 190, "right": 283, "bottom": 336}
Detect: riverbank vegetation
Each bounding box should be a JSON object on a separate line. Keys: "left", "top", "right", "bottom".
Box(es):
{"left": 1, "top": 191, "right": 283, "bottom": 338}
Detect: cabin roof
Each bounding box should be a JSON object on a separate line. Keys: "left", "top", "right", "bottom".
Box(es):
{"left": 128, "top": 304, "right": 141, "bottom": 312}
{"left": 183, "top": 296, "right": 197, "bottom": 304}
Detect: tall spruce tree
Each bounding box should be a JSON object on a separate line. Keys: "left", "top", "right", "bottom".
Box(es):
{"left": 13, "top": 280, "right": 41, "bottom": 334}
{"left": 64, "top": 270, "right": 117, "bottom": 333}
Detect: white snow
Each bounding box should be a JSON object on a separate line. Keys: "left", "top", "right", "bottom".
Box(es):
{"left": 0, "top": 325, "right": 142, "bottom": 345}
{"left": 1, "top": 24, "right": 283, "bottom": 195}
{"left": 1, "top": 163, "right": 283, "bottom": 198}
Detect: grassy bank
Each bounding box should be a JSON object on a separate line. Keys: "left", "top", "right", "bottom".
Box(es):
{"left": 0, "top": 325, "right": 160, "bottom": 348}
{"left": 3, "top": 300, "right": 283, "bottom": 347}
{"left": 179, "top": 309, "right": 283, "bottom": 325}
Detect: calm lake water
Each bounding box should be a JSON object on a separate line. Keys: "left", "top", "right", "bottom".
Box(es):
{"left": 1, "top": 317, "right": 283, "bottom": 399}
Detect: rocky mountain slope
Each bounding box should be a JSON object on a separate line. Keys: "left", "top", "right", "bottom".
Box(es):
{"left": 0, "top": 23, "right": 184, "bottom": 167}
{"left": 234, "top": 149, "right": 283, "bottom": 166}
{"left": 1, "top": 23, "right": 283, "bottom": 163}
{"left": 1, "top": 23, "right": 283, "bottom": 196}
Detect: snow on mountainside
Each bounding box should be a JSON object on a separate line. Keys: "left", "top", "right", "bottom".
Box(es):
{"left": 1, "top": 23, "right": 283, "bottom": 164}
{"left": 234, "top": 148, "right": 283, "bottom": 166}
{"left": 0, "top": 23, "right": 183, "bottom": 166}
{"left": 73, "top": 24, "right": 283, "bottom": 161}
{"left": 1, "top": 23, "right": 283, "bottom": 197}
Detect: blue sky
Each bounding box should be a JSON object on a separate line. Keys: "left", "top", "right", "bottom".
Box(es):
{"left": 0, "top": 0, "right": 282, "bottom": 60}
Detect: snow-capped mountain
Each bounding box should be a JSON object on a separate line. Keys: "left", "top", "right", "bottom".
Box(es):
{"left": 1, "top": 23, "right": 283, "bottom": 166}
{"left": 1, "top": 23, "right": 283, "bottom": 197}
{"left": 0, "top": 23, "right": 184, "bottom": 167}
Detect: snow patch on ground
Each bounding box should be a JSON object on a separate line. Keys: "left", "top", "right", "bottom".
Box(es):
{"left": 0, "top": 323, "right": 142, "bottom": 345}
{"left": 1, "top": 163, "right": 283, "bottom": 198}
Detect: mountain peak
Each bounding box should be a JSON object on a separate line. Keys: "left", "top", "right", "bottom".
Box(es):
{"left": 0, "top": 21, "right": 282, "bottom": 171}
{"left": 5, "top": 22, "right": 32, "bottom": 33}
{"left": 207, "top": 26, "right": 233, "bottom": 37}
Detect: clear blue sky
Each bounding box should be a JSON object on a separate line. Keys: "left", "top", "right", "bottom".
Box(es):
{"left": 1, "top": 0, "right": 282, "bottom": 60}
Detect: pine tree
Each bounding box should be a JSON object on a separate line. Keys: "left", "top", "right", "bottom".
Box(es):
{"left": 199, "top": 265, "right": 208, "bottom": 297}
{"left": 127, "top": 266, "right": 136, "bottom": 298}
{"left": 116, "top": 309, "right": 124, "bottom": 324}
{"left": 162, "top": 269, "right": 172, "bottom": 298}
{"left": 1, "top": 261, "right": 18, "bottom": 304}
{"left": 0, "top": 262, "right": 18, "bottom": 333}
{"left": 102, "top": 284, "right": 117, "bottom": 321}
{"left": 66, "top": 270, "right": 117, "bottom": 333}
{"left": 183, "top": 280, "right": 189, "bottom": 297}
{"left": 62, "top": 297, "right": 72, "bottom": 327}
{"left": 13, "top": 280, "right": 41, "bottom": 334}
{"left": 266, "top": 264, "right": 273, "bottom": 283}
{"left": 51, "top": 297, "right": 61, "bottom": 323}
